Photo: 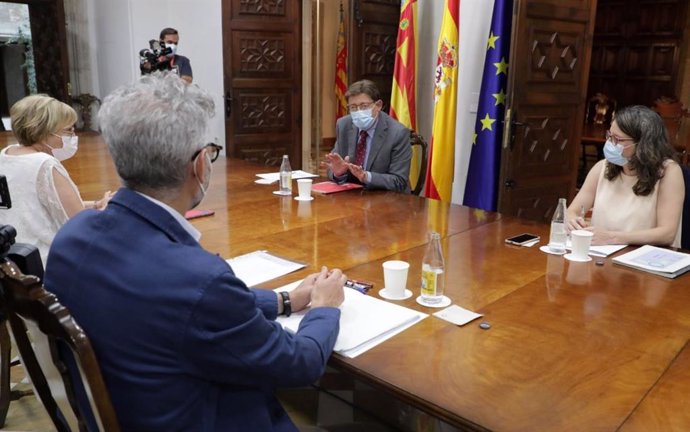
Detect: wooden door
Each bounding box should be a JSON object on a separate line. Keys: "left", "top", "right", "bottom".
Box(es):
{"left": 221, "top": 0, "right": 302, "bottom": 167}
{"left": 1, "top": 0, "right": 70, "bottom": 102}
{"left": 498, "top": 0, "right": 598, "bottom": 221}
{"left": 349, "top": 0, "right": 399, "bottom": 110}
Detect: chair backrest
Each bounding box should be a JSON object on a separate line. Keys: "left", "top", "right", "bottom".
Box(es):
{"left": 0, "top": 258, "right": 120, "bottom": 432}
{"left": 682, "top": 165, "right": 690, "bottom": 250}
{"left": 584, "top": 93, "right": 617, "bottom": 125}
{"left": 410, "top": 130, "right": 428, "bottom": 196}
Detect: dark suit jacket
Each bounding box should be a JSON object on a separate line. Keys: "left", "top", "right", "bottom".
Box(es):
{"left": 45, "top": 188, "right": 340, "bottom": 432}
{"left": 329, "top": 111, "right": 412, "bottom": 192}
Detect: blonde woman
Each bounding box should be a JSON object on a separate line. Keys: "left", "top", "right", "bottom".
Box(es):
{"left": 0, "top": 94, "right": 112, "bottom": 263}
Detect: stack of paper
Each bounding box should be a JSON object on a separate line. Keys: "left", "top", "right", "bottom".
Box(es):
{"left": 565, "top": 239, "right": 627, "bottom": 257}
{"left": 276, "top": 281, "right": 427, "bottom": 358}
{"left": 255, "top": 170, "right": 318, "bottom": 184}
{"left": 226, "top": 251, "right": 305, "bottom": 287}
{"left": 612, "top": 245, "right": 690, "bottom": 278}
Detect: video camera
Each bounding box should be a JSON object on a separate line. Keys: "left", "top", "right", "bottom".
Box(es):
{"left": 0, "top": 177, "right": 44, "bottom": 280}
{"left": 139, "top": 39, "right": 173, "bottom": 74}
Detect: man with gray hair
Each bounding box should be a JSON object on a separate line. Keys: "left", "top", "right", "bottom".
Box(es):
{"left": 44, "top": 73, "right": 346, "bottom": 431}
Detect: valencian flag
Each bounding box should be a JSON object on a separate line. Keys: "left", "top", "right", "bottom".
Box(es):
{"left": 463, "top": 0, "right": 513, "bottom": 211}
{"left": 334, "top": 1, "right": 348, "bottom": 120}
{"left": 390, "top": 0, "right": 420, "bottom": 191}
{"left": 424, "top": 0, "right": 459, "bottom": 202}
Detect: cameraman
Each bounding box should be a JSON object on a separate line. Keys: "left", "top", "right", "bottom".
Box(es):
{"left": 141, "top": 27, "right": 193, "bottom": 83}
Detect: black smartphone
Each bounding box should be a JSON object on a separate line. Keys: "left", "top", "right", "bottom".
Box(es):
{"left": 505, "top": 233, "right": 540, "bottom": 246}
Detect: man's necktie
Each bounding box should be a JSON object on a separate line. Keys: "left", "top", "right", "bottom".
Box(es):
{"left": 355, "top": 130, "right": 368, "bottom": 167}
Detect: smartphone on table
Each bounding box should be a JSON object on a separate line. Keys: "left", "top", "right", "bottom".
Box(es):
{"left": 505, "top": 233, "right": 540, "bottom": 246}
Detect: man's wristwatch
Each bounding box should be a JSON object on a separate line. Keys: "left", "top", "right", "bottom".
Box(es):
{"left": 279, "top": 291, "right": 291, "bottom": 317}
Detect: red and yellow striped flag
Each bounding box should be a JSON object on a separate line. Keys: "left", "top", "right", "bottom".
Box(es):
{"left": 390, "top": 0, "right": 419, "bottom": 189}
{"left": 334, "top": 1, "right": 348, "bottom": 120}
{"left": 424, "top": 0, "right": 460, "bottom": 202}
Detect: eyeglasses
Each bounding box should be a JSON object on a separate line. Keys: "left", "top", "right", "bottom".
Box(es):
{"left": 606, "top": 130, "right": 635, "bottom": 146}
{"left": 347, "top": 101, "right": 376, "bottom": 113}
{"left": 53, "top": 127, "right": 75, "bottom": 138}
{"left": 191, "top": 143, "right": 223, "bottom": 163}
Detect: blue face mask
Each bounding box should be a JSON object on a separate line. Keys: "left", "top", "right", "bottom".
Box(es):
{"left": 603, "top": 139, "right": 633, "bottom": 166}
{"left": 351, "top": 108, "right": 375, "bottom": 130}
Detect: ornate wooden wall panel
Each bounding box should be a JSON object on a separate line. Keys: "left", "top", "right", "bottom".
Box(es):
{"left": 223, "top": 0, "right": 302, "bottom": 166}
{"left": 348, "top": 0, "right": 399, "bottom": 110}
{"left": 587, "top": 0, "right": 688, "bottom": 107}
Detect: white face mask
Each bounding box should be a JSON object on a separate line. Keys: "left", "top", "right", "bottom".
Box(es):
{"left": 351, "top": 108, "right": 375, "bottom": 130}
{"left": 50, "top": 134, "right": 79, "bottom": 161}
{"left": 165, "top": 43, "right": 177, "bottom": 56}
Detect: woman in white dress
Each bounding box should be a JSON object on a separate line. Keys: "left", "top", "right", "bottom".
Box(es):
{"left": 0, "top": 94, "right": 112, "bottom": 264}
{"left": 567, "top": 105, "right": 684, "bottom": 246}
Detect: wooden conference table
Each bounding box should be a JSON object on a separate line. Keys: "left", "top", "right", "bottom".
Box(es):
{"left": 5, "top": 133, "right": 689, "bottom": 431}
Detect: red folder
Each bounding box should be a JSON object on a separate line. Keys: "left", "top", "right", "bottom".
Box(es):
{"left": 311, "top": 181, "right": 364, "bottom": 195}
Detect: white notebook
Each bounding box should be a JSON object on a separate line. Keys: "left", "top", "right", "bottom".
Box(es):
{"left": 276, "top": 281, "right": 427, "bottom": 358}
{"left": 612, "top": 245, "right": 690, "bottom": 278}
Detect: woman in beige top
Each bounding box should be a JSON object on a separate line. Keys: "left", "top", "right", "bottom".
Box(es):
{"left": 567, "top": 105, "right": 684, "bottom": 247}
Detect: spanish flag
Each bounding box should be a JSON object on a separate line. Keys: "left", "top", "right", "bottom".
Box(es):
{"left": 424, "top": 0, "right": 459, "bottom": 202}
{"left": 390, "top": 0, "right": 419, "bottom": 190}
{"left": 334, "top": 1, "right": 348, "bottom": 120}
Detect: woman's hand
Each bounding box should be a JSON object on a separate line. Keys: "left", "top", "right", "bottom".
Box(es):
{"left": 94, "top": 190, "right": 115, "bottom": 210}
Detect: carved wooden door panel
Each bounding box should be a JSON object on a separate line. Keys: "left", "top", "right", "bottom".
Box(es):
{"left": 498, "top": 0, "right": 598, "bottom": 222}
{"left": 222, "top": 0, "right": 302, "bottom": 167}
{"left": 349, "top": 0, "right": 399, "bottom": 110}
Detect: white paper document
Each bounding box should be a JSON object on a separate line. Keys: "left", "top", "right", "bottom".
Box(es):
{"left": 226, "top": 251, "right": 305, "bottom": 287}
{"left": 255, "top": 170, "right": 319, "bottom": 183}
{"left": 433, "top": 305, "right": 483, "bottom": 326}
{"left": 565, "top": 239, "right": 627, "bottom": 257}
{"left": 276, "top": 281, "right": 428, "bottom": 358}
{"left": 612, "top": 245, "right": 690, "bottom": 278}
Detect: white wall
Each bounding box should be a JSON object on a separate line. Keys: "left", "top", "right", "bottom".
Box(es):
{"left": 81, "top": 0, "right": 225, "bottom": 145}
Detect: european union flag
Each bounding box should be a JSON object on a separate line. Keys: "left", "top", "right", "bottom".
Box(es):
{"left": 463, "top": 0, "right": 513, "bottom": 211}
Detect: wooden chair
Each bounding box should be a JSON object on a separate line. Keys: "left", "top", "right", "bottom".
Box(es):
{"left": 652, "top": 96, "right": 690, "bottom": 166}
{"left": 410, "top": 130, "right": 428, "bottom": 196}
{"left": 0, "top": 258, "right": 120, "bottom": 431}
{"left": 682, "top": 165, "right": 690, "bottom": 250}
{"left": 580, "top": 93, "right": 616, "bottom": 183}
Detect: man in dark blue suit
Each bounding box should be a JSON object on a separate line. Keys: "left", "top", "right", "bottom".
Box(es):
{"left": 44, "top": 73, "right": 346, "bottom": 431}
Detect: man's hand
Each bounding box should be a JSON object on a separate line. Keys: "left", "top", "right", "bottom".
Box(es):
{"left": 347, "top": 163, "right": 367, "bottom": 183}
{"left": 289, "top": 271, "right": 321, "bottom": 312}
{"left": 310, "top": 267, "right": 346, "bottom": 309}
{"left": 322, "top": 153, "right": 350, "bottom": 177}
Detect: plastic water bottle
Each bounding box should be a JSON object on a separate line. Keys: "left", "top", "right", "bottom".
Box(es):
{"left": 279, "top": 155, "right": 292, "bottom": 195}
{"left": 549, "top": 198, "right": 567, "bottom": 253}
{"left": 421, "top": 232, "right": 445, "bottom": 304}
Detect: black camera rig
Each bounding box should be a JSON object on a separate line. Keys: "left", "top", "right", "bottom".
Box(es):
{"left": 139, "top": 39, "right": 173, "bottom": 74}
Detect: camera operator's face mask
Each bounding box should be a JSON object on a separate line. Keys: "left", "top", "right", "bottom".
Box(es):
{"left": 50, "top": 132, "right": 79, "bottom": 161}
{"left": 165, "top": 43, "right": 177, "bottom": 56}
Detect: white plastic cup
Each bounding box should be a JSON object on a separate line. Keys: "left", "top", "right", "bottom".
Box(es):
{"left": 570, "top": 229, "right": 594, "bottom": 260}
{"left": 382, "top": 260, "right": 409, "bottom": 299}
{"left": 297, "top": 179, "right": 312, "bottom": 199}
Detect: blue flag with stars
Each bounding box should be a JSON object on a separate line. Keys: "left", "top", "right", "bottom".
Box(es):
{"left": 463, "top": 0, "right": 513, "bottom": 211}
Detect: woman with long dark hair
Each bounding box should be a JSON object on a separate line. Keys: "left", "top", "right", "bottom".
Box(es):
{"left": 567, "top": 105, "right": 684, "bottom": 246}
